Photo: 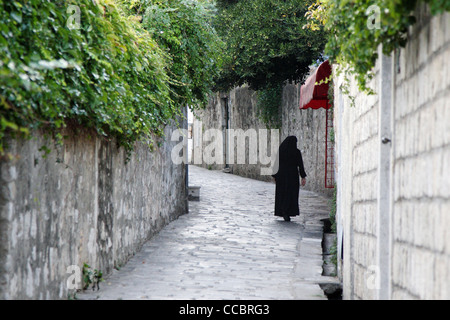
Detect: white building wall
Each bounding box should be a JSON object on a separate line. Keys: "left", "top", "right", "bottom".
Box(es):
{"left": 335, "top": 5, "right": 450, "bottom": 300}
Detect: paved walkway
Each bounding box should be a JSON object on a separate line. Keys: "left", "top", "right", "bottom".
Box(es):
{"left": 78, "top": 166, "right": 334, "bottom": 300}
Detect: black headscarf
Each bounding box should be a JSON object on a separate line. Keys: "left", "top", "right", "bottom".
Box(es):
{"left": 272, "top": 135, "right": 307, "bottom": 218}
{"left": 272, "top": 136, "right": 301, "bottom": 178}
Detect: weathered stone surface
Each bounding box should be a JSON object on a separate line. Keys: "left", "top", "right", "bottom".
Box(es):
{"left": 334, "top": 5, "right": 450, "bottom": 300}
{"left": 77, "top": 165, "right": 335, "bottom": 300}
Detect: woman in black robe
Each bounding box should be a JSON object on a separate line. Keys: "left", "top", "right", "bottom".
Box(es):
{"left": 272, "top": 136, "right": 307, "bottom": 221}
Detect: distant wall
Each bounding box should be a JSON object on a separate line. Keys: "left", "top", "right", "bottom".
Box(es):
{"left": 0, "top": 124, "right": 187, "bottom": 299}
{"left": 334, "top": 5, "right": 450, "bottom": 300}
{"left": 191, "top": 85, "right": 333, "bottom": 197}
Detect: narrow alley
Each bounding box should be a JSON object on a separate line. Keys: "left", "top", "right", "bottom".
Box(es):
{"left": 78, "top": 166, "right": 334, "bottom": 300}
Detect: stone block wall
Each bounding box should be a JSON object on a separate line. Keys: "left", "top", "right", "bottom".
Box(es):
{"left": 334, "top": 58, "right": 381, "bottom": 300}
{"left": 191, "top": 84, "right": 333, "bottom": 197}
{"left": 228, "top": 87, "right": 273, "bottom": 181}
{"left": 334, "top": 5, "right": 450, "bottom": 300}
{"left": 390, "top": 6, "right": 450, "bottom": 299}
{"left": 0, "top": 124, "right": 187, "bottom": 299}
{"left": 281, "top": 83, "right": 332, "bottom": 196}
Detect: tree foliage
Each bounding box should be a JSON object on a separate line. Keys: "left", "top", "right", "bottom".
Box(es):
{"left": 120, "top": 0, "right": 223, "bottom": 109}
{"left": 0, "top": 0, "right": 221, "bottom": 155}
{"left": 214, "top": 0, "right": 327, "bottom": 92}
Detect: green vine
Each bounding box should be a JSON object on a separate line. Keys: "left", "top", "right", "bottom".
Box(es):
{"left": 213, "top": 0, "right": 327, "bottom": 92}
{"left": 256, "top": 83, "right": 283, "bottom": 129}
{"left": 82, "top": 263, "right": 104, "bottom": 291}
{"left": 0, "top": 0, "right": 221, "bottom": 156}
{"left": 329, "top": 184, "right": 337, "bottom": 233}
{"left": 0, "top": 0, "right": 168, "bottom": 154}
{"left": 306, "top": 0, "right": 450, "bottom": 93}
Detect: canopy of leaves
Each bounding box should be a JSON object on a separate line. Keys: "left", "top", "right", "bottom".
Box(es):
{"left": 0, "top": 0, "right": 172, "bottom": 154}
{"left": 0, "top": 0, "right": 222, "bottom": 155}
{"left": 214, "top": 0, "right": 327, "bottom": 92}
{"left": 306, "top": 0, "right": 450, "bottom": 92}
{"left": 120, "top": 0, "right": 223, "bottom": 109}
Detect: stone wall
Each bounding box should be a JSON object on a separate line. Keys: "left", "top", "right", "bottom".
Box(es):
{"left": 334, "top": 5, "right": 450, "bottom": 300}
{"left": 390, "top": 6, "right": 450, "bottom": 299}
{"left": 0, "top": 124, "right": 187, "bottom": 299}
{"left": 281, "top": 84, "right": 331, "bottom": 196}
{"left": 191, "top": 84, "right": 333, "bottom": 197}
{"left": 334, "top": 60, "right": 380, "bottom": 300}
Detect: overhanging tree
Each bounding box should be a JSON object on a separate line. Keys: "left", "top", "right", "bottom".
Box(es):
{"left": 213, "top": 0, "right": 327, "bottom": 127}
{"left": 0, "top": 0, "right": 222, "bottom": 155}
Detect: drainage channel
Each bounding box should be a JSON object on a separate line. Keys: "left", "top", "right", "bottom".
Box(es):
{"left": 319, "top": 218, "right": 342, "bottom": 300}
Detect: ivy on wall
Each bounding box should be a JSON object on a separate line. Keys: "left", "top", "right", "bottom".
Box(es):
{"left": 120, "top": 0, "right": 223, "bottom": 111}
{"left": 214, "top": 0, "right": 327, "bottom": 128}
{"left": 305, "top": 0, "right": 450, "bottom": 92}
{"left": 0, "top": 0, "right": 221, "bottom": 155}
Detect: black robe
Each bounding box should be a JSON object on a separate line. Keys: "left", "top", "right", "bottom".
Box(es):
{"left": 272, "top": 136, "right": 307, "bottom": 217}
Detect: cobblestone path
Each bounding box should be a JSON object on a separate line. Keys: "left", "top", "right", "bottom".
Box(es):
{"left": 79, "top": 165, "right": 333, "bottom": 300}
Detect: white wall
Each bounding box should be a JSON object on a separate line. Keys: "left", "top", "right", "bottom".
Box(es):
{"left": 335, "top": 5, "right": 450, "bottom": 299}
